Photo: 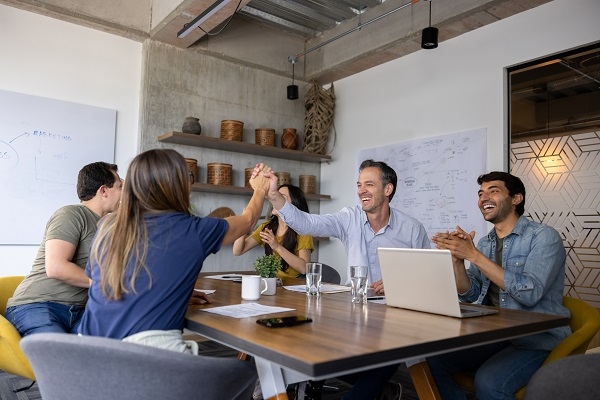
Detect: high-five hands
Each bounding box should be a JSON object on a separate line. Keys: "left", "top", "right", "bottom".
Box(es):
{"left": 248, "top": 163, "right": 273, "bottom": 194}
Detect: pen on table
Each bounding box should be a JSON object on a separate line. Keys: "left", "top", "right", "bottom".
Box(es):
{"left": 367, "top": 296, "right": 386, "bottom": 301}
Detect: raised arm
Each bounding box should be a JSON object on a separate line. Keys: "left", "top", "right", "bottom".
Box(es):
{"left": 232, "top": 229, "right": 260, "bottom": 255}
{"left": 221, "top": 164, "right": 270, "bottom": 246}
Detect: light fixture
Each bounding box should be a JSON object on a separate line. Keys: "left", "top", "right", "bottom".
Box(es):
{"left": 177, "top": 0, "right": 234, "bottom": 39}
{"left": 285, "top": 0, "right": 420, "bottom": 99}
{"left": 421, "top": 0, "right": 438, "bottom": 49}
{"left": 287, "top": 56, "right": 299, "bottom": 100}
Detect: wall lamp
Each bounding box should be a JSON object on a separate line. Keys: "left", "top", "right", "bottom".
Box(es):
{"left": 177, "top": 0, "right": 234, "bottom": 38}
{"left": 421, "top": 0, "right": 438, "bottom": 49}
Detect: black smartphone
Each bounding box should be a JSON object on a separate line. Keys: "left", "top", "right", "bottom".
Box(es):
{"left": 256, "top": 316, "right": 313, "bottom": 328}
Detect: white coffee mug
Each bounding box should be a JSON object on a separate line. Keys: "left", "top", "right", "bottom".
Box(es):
{"left": 241, "top": 275, "right": 267, "bottom": 300}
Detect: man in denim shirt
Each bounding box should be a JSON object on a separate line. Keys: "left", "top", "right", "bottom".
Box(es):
{"left": 428, "top": 171, "right": 571, "bottom": 400}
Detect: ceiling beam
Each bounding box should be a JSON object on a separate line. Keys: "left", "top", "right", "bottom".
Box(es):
{"left": 150, "top": 0, "right": 254, "bottom": 48}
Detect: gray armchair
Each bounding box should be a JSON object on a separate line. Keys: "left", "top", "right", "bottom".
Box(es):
{"left": 523, "top": 353, "right": 600, "bottom": 400}
{"left": 20, "top": 332, "right": 257, "bottom": 400}
{"left": 320, "top": 263, "right": 341, "bottom": 284}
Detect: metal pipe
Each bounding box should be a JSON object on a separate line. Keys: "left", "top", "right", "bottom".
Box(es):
{"left": 289, "top": 0, "right": 420, "bottom": 63}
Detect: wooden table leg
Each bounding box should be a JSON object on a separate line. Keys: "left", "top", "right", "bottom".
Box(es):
{"left": 237, "top": 351, "right": 252, "bottom": 361}
{"left": 408, "top": 361, "right": 442, "bottom": 400}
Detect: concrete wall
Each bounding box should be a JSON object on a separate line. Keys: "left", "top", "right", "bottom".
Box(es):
{"left": 318, "top": 0, "right": 600, "bottom": 282}
{"left": 139, "top": 40, "right": 320, "bottom": 272}
{"left": 0, "top": 4, "right": 142, "bottom": 275}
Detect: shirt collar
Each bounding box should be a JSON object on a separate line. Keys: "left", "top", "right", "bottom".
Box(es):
{"left": 486, "top": 215, "right": 527, "bottom": 240}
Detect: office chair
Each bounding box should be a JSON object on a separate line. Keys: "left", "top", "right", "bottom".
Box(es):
{"left": 20, "top": 332, "right": 257, "bottom": 400}
{"left": 320, "top": 263, "right": 341, "bottom": 284}
{"left": 0, "top": 276, "right": 36, "bottom": 392}
{"left": 451, "top": 296, "right": 600, "bottom": 399}
{"left": 523, "top": 353, "right": 600, "bottom": 399}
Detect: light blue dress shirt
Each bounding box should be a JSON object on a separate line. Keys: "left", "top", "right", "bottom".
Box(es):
{"left": 277, "top": 202, "right": 431, "bottom": 284}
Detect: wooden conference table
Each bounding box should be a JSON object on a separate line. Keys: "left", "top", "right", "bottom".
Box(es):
{"left": 185, "top": 274, "right": 568, "bottom": 400}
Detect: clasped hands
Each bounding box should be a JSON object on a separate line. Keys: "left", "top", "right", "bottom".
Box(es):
{"left": 431, "top": 225, "right": 477, "bottom": 262}
{"left": 259, "top": 228, "right": 280, "bottom": 251}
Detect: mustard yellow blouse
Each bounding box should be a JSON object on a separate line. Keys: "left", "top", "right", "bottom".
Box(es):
{"left": 250, "top": 221, "right": 314, "bottom": 278}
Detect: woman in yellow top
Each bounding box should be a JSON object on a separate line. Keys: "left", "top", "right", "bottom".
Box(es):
{"left": 233, "top": 184, "right": 313, "bottom": 278}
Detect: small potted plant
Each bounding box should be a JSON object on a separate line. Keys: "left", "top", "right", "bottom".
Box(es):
{"left": 254, "top": 254, "right": 281, "bottom": 295}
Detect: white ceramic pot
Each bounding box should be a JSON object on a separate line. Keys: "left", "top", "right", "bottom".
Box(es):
{"left": 261, "top": 277, "right": 277, "bottom": 295}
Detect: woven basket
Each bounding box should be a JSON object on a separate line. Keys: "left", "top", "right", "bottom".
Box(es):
{"left": 255, "top": 128, "right": 275, "bottom": 146}
{"left": 244, "top": 167, "right": 254, "bottom": 188}
{"left": 184, "top": 158, "right": 198, "bottom": 184}
{"left": 220, "top": 120, "right": 243, "bottom": 141}
{"left": 275, "top": 172, "right": 291, "bottom": 187}
{"left": 207, "top": 163, "right": 232, "bottom": 186}
{"left": 281, "top": 128, "right": 298, "bottom": 149}
{"left": 299, "top": 175, "right": 316, "bottom": 194}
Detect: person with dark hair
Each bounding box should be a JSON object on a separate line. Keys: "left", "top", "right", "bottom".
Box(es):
{"left": 7, "top": 162, "right": 122, "bottom": 337}
{"left": 78, "top": 149, "right": 270, "bottom": 354}
{"left": 233, "top": 184, "right": 314, "bottom": 278}
{"left": 428, "top": 171, "right": 571, "bottom": 400}
{"left": 262, "top": 159, "right": 430, "bottom": 400}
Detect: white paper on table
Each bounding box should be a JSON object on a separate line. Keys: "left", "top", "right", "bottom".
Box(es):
{"left": 283, "top": 284, "right": 351, "bottom": 294}
{"left": 201, "top": 303, "right": 295, "bottom": 318}
{"left": 193, "top": 289, "right": 216, "bottom": 294}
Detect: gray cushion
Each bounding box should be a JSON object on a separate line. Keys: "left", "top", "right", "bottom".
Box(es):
{"left": 21, "top": 332, "right": 257, "bottom": 400}
{"left": 524, "top": 353, "right": 600, "bottom": 400}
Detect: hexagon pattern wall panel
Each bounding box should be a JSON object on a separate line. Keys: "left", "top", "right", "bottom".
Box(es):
{"left": 511, "top": 131, "right": 600, "bottom": 307}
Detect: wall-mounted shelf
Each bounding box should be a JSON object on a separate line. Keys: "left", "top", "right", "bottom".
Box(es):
{"left": 158, "top": 132, "right": 331, "bottom": 163}
{"left": 191, "top": 183, "right": 330, "bottom": 201}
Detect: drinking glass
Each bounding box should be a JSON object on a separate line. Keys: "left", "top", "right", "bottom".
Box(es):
{"left": 350, "top": 266, "right": 369, "bottom": 304}
{"left": 305, "top": 263, "right": 323, "bottom": 297}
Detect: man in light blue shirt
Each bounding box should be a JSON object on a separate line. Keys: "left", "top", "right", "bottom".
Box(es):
{"left": 264, "top": 159, "right": 430, "bottom": 400}
{"left": 429, "top": 171, "right": 570, "bottom": 400}
{"left": 266, "top": 159, "right": 430, "bottom": 295}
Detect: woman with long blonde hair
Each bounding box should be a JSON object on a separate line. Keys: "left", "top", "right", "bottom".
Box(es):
{"left": 79, "top": 149, "right": 270, "bottom": 352}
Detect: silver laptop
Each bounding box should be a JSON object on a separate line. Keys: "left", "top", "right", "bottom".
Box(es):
{"left": 377, "top": 248, "right": 498, "bottom": 318}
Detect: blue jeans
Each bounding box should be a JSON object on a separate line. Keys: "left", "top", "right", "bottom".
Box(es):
{"left": 427, "top": 341, "right": 550, "bottom": 400}
{"left": 339, "top": 364, "right": 399, "bottom": 400}
{"left": 6, "top": 302, "right": 85, "bottom": 337}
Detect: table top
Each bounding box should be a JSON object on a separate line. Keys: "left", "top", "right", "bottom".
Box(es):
{"left": 186, "top": 274, "right": 569, "bottom": 379}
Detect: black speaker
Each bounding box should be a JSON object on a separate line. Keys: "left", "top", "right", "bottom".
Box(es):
{"left": 421, "top": 27, "right": 438, "bottom": 49}
{"left": 287, "top": 84, "right": 299, "bottom": 100}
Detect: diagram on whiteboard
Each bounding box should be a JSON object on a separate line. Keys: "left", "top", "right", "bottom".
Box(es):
{"left": 0, "top": 90, "right": 116, "bottom": 245}
{"left": 357, "top": 128, "right": 488, "bottom": 243}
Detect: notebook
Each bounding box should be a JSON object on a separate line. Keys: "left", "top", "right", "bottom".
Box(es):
{"left": 377, "top": 247, "right": 498, "bottom": 318}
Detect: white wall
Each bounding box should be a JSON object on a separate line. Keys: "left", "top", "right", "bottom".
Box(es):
{"left": 318, "top": 0, "right": 600, "bottom": 282}
{"left": 0, "top": 5, "right": 141, "bottom": 275}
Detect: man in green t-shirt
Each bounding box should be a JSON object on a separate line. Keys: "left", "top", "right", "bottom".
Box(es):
{"left": 6, "top": 161, "right": 122, "bottom": 337}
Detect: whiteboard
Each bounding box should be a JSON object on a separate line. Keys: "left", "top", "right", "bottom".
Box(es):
{"left": 0, "top": 90, "right": 116, "bottom": 245}
{"left": 357, "top": 128, "right": 489, "bottom": 244}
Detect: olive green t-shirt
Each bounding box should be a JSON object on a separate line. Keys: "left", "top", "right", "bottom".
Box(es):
{"left": 7, "top": 204, "right": 101, "bottom": 308}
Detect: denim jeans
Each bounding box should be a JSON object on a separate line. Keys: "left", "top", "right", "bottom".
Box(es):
{"left": 427, "top": 341, "right": 550, "bottom": 400}
{"left": 6, "top": 302, "right": 85, "bottom": 337}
